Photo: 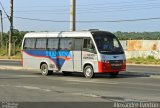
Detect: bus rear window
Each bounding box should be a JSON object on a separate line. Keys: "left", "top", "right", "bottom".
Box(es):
{"left": 23, "top": 38, "right": 36, "bottom": 49}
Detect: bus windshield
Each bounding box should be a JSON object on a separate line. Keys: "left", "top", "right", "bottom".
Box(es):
{"left": 92, "top": 32, "right": 124, "bottom": 54}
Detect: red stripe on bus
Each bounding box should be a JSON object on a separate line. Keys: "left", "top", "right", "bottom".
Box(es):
{"left": 22, "top": 50, "right": 56, "bottom": 65}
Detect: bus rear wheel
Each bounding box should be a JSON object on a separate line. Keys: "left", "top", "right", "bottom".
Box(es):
{"left": 84, "top": 65, "right": 94, "bottom": 78}
{"left": 41, "top": 63, "right": 52, "bottom": 76}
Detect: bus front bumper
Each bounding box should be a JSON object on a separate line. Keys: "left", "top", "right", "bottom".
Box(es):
{"left": 98, "top": 61, "right": 126, "bottom": 73}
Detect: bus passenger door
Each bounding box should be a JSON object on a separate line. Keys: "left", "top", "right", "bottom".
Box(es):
{"left": 82, "top": 38, "right": 97, "bottom": 72}
{"left": 73, "top": 39, "right": 83, "bottom": 72}
{"left": 58, "top": 38, "right": 73, "bottom": 72}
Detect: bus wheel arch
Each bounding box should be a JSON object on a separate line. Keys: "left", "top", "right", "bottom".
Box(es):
{"left": 83, "top": 64, "right": 95, "bottom": 78}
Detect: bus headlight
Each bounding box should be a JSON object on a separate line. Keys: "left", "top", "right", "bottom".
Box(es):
{"left": 102, "top": 60, "right": 109, "bottom": 63}
{"left": 123, "top": 60, "right": 126, "bottom": 64}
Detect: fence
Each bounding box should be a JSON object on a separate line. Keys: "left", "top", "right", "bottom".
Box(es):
{"left": 120, "top": 40, "right": 160, "bottom": 59}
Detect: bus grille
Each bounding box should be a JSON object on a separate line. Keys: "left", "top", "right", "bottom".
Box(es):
{"left": 109, "top": 60, "right": 123, "bottom": 69}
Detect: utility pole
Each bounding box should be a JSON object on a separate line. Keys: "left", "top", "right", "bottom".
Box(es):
{"left": 8, "top": 0, "right": 14, "bottom": 57}
{"left": 70, "top": 0, "right": 76, "bottom": 31}
{"left": 0, "top": 10, "right": 3, "bottom": 48}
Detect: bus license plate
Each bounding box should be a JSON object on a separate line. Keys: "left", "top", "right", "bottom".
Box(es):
{"left": 111, "top": 64, "right": 122, "bottom": 66}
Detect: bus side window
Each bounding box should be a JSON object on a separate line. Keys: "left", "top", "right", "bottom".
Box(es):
{"left": 23, "top": 38, "right": 36, "bottom": 49}
{"left": 35, "top": 38, "right": 47, "bottom": 49}
{"left": 47, "top": 38, "right": 59, "bottom": 50}
{"left": 60, "top": 38, "right": 73, "bottom": 50}
{"left": 74, "top": 39, "right": 82, "bottom": 51}
{"left": 83, "top": 39, "right": 96, "bottom": 53}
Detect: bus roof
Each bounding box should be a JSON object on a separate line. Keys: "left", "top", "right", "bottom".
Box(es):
{"left": 24, "top": 31, "right": 114, "bottom": 38}
{"left": 24, "top": 31, "right": 92, "bottom": 38}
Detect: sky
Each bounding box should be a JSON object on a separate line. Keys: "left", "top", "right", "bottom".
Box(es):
{"left": 0, "top": 0, "right": 160, "bottom": 32}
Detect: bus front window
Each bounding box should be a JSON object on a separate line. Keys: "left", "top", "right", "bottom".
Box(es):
{"left": 92, "top": 32, "right": 124, "bottom": 54}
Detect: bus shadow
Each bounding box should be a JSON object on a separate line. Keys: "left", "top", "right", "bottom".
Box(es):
{"left": 95, "top": 72, "right": 150, "bottom": 79}
{"left": 34, "top": 71, "right": 150, "bottom": 79}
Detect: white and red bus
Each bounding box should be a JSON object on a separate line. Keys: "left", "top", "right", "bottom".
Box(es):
{"left": 21, "top": 30, "right": 126, "bottom": 78}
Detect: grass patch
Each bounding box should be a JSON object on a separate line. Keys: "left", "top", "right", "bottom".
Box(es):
{"left": 0, "top": 52, "right": 21, "bottom": 59}
{"left": 127, "top": 56, "right": 160, "bottom": 65}
{"left": 0, "top": 47, "right": 21, "bottom": 59}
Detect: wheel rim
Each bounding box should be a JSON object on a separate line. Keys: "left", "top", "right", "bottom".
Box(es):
{"left": 41, "top": 65, "right": 47, "bottom": 74}
{"left": 85, "top": 67, "right": 92, "bottom": 77}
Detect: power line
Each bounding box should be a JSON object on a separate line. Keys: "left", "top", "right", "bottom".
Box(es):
{"left": 14, "top": 12, "right": 69, "bottom": 14}
{"left": 77, "top": 0, "right": 159, "bottom": 7}
{"left": 13, "top": 2, "right": 160, "bottom": 15}
{"left": 13, "top": 2, "right": 160, "bottom": 12}
{"left": 14, "top": 0, "right": 159, "bottom": 8}
{"left": 77, "top": 3, "right": 160, "bottom": 11}
{"left": 14, "top": 3, "right": 160, "bottom": 12}
{"left": 14, "top": 16, "right": 160, "bottom": 23}
{"left": 0, "top": 1, "right": 10, "bottom": 20}
{"left": 13, "top": 6, "right": 160, "bottom": 15}
{"left": 77, "top": 6, "right": 160, "bottom": 14}
{"left": 14, "top": 16, "right": 69, "bottom": 22}
{"left": 2, "top": 17, "right": 7, "bottom": 19}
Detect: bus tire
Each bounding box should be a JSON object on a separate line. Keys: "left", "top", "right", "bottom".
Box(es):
{"left": 41, "top": 63, "right": 52, "bottom": 76}
{"left": 109, "top": 72, "right": 119, "bottom": 78}
{"left": 84, "top": 65, "right": 94, "bottom": 78}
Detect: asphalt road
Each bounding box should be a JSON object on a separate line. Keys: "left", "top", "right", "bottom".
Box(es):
{"left": 0, "top": 60, "right": 160, "bottom": 108}
{"left": 127, "top": 65, "right": 160, "bottom": 75}
{"left": 0, "top": 69, "right": 160, "bottom": 102}
{"left": 0, "top": 60, "right": 21, "bottom": 66}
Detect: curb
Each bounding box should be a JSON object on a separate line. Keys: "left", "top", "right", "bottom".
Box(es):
{"left": 0, "top": 65, "right": 24, "bottom": 70}
{"left": 0, "top": 59, "right": 21, "bottom": 61}
{"left": 124, "top": 72, "right": 160, "bottom": 78}
{"left": 0, "top": 65, "right": 39, "bottom": 72}
{"left": 127, "top": 63, "right": 160, "bottom": 67}
{"left": 0, "top": 65, "right": 33, "bottom": 71}
{"left": 150, "top": 75, "right": 160, "bottom": 78}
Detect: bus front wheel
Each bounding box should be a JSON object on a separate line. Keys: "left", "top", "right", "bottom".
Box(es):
{"left": 84, "top": 65, "right": 94, "bottom": 78}
{"left": 41, "top": 63, "right": 52, "bottom": 76}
